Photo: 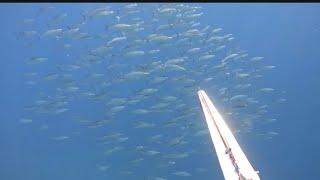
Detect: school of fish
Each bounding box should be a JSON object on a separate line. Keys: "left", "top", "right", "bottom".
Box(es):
{"left": 18, "top": 3, "right": 287, "bottom": 179}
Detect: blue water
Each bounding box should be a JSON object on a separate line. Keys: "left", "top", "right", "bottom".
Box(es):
{"left": 0, "top": 3, "right": 320, "bottom": 180}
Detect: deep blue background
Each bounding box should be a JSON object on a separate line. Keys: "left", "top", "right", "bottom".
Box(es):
{"left": 0, "top": 3, "right": 320, "bottom": 180}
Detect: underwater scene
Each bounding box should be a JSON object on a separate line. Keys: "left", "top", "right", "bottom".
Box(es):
{"left": 1, "top": 3, "right": 320, "bottom": 180}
